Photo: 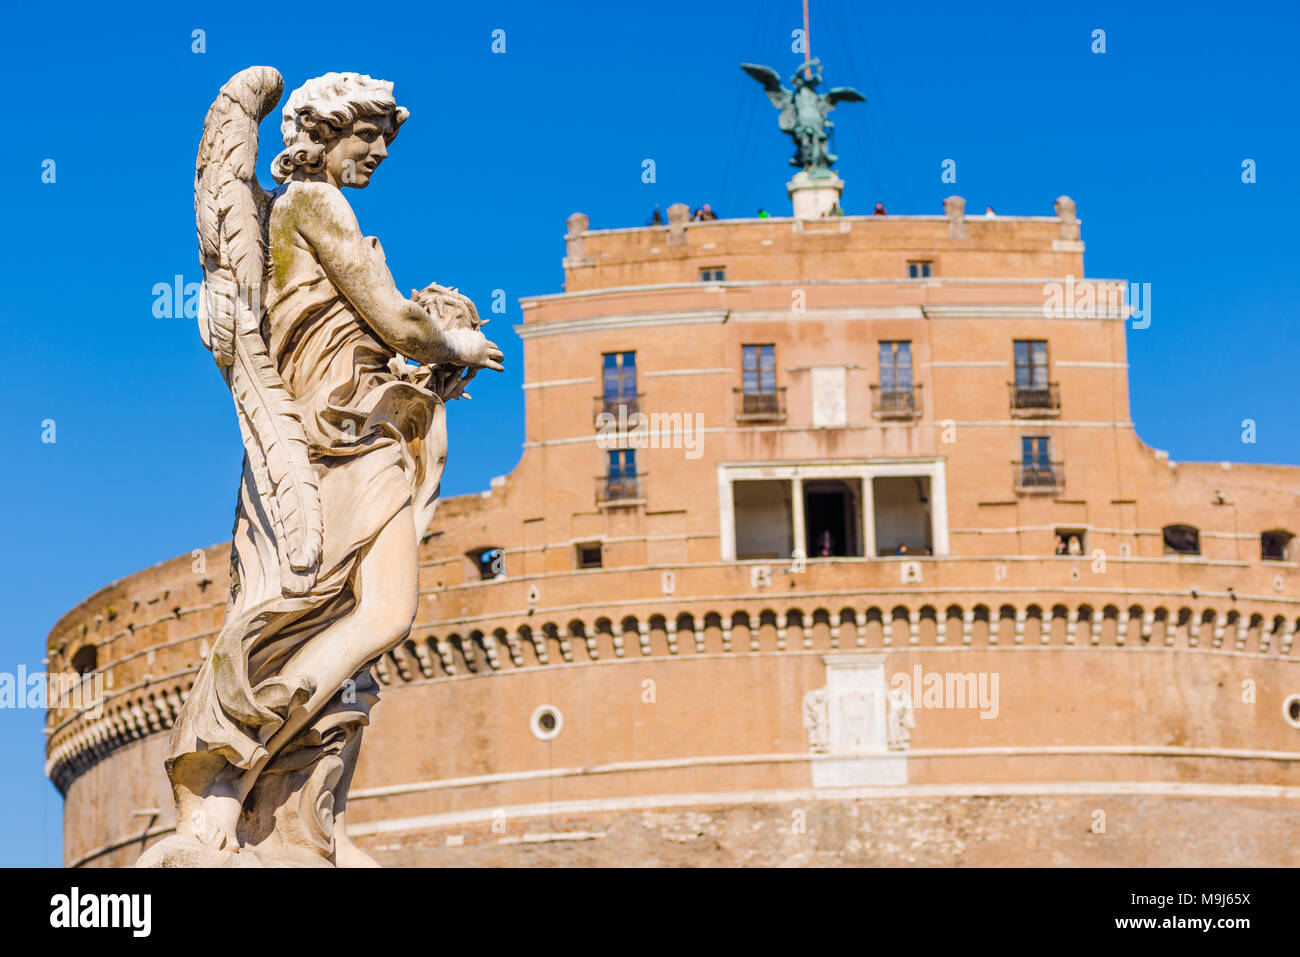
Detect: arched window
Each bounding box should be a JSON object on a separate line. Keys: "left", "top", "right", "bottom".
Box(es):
{"left": 1262, "top": 530, "right": 1293, "bottom": 562}
{"left": 467, "top": 546, "right": 505, "bottom": 580}
{"left": 1162, "top": 524, "right": 1200, "bottom": 556}
{"left": 70, "top": 645, "right": 97, "bottom": 675}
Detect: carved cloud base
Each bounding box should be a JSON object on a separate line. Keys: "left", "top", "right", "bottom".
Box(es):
{"left": 138, "top": 687, "right": 374, "bottom": 868}
{"left": 137, "top": 750, "right": 346, "bottom": 868}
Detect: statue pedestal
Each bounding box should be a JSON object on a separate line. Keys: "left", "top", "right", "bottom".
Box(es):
{"left": 787, "top": 170, "right": 844, "bottom": 219}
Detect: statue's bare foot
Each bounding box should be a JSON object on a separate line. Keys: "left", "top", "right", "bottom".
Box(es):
{"left": 191, "top": 792, "right": 242, "bottom": 852}
{"left": 334, "top": 829, "right": 381, "bottom": 868}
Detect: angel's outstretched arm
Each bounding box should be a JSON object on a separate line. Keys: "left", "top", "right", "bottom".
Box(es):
{"left": 291, "top": 183, "right": 501, "bottom": 370}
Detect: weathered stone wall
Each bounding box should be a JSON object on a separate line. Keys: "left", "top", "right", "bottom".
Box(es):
{"left": 353, "top": 794, "right": 1300, "bottom": 867}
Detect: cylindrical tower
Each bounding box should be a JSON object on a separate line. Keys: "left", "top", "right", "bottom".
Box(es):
{"left": 48, "top": 198, "right": 1300, "bottom": 866}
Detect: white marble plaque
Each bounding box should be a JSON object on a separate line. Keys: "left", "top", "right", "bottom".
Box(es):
{"left": 810, "top": 366, "right": 847, "bottom": 428}
{"left": 810, "top": 654, "right": 908, "bottom": 787}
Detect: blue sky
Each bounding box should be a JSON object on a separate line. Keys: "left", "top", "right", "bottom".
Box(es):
{"left": 1, "top": 0, "right": 1295, "bottom": 866}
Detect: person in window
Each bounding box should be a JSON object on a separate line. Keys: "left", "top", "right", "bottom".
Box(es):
{"left": 1068, "top": 535, "right": 1082, "bottom": 555}
{"left": 896, "top": 543, "right": 909, "bottom": 556}
{"left": 1055, "top": 535, "right": 1068, "bottom": 556}
{"left": 817, "top": 529, "right": 834, "bottom": 557}
{"left": 873, "top": 202, "right": 887, "bottom": 216}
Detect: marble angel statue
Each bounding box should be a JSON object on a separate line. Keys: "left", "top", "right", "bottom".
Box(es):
{"left": 140, "top": 67, "right": 502, "bottom": 867}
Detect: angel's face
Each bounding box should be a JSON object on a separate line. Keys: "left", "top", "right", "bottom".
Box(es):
{"left": 323, "top": 113, "right": 395, "bottom": 189}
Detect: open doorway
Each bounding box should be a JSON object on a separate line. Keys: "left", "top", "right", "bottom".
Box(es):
{"left": 873, "top": 476, "right": 932, "bottom": 556}
{"left": 804, "top": 479, "right": 862, "bottom": 557}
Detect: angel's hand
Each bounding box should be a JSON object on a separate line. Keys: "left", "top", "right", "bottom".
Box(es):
{"left": 412, "top": 284, "right": 480, "bottom": 330}
{"left": 444, "top": 327, "right": 504, "bottom": 372}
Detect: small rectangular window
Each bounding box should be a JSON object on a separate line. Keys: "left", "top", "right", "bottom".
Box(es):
{"left": 1054, "top": 528, "right": 1086, "bottom": 556}
{"left": 577, "top": 543, "right": 603, "bottom": 569}
{"left": 700, "top": 267, "right": 726, "bottom": 282}
{"left": 1262, "top": 530, "right": 1294, "bottom": 562}
{"left": 907, "top": 261, "right": 934, "bottom": 279}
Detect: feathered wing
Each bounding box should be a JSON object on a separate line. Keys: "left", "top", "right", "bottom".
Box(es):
{"left": 740, "top": 63, "right": 783, "bottom": 93}
{"left": 740, "top": 64, "right": 795, "bottom": 132}
{"left": 827, "top": 86, "right": 867, "bottom": 105}
{"left": 195, "top": 66, "right": 323, "bottom": 595}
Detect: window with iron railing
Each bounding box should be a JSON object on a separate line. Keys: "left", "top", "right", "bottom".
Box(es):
{"left": 875, "top": 341, "right": 917, "bottom": 416}
{"left": 1016, "top": 436, "right": 1061, "bottom": 490}
{"left": 871, "top": 384, "right": 922, "bottom": 418}
{"left": 598, "top": 351, "right": 642, "bottom": 425}
{"left": 1011, "top": 340, "right": 1059, "bottom": 413}
{"left": 738, "top": 344, "right": 784, "bottom": 420}
{"left": 600, "top": 449, "right": 641, "bottom": 503}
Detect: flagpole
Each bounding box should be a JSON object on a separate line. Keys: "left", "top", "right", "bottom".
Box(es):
{"left": 803, "top": 0, "right": 812, "bottom": 78}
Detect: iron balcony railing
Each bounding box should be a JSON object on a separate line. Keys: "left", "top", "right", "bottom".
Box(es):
{"left": 596, "top": 472, "right": 645, "bottom": 505}
{"left": 1014, "top": 460, "right": 1064, "bottom": 492}
{"left": 871, "top": 384, "right": 923, "bottom": 419}
{"left": 734, "top": 387, "right": 787, "bottom": 422}
{"left": 594, "top": 392, "right": 645, "bottom": 427}
{"left": 1009, "top": 381, "right": 1061, "bottom": 416}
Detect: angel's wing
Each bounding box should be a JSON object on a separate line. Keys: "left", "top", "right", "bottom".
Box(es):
{"left": 195, "top": 66, "right": 282, "bottom": 365}
{"left": 827, "top": 86, "right": 867, "bottom": 105}
{"left": 195, "top": 67, "right": 324, "bottom": 595}
{"left": 740, "top": 63, "right": 793, "bottom": 114}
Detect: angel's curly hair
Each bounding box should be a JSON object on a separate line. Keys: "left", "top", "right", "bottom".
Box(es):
{"left": 271, "top": 72, "right": 409, "bottom": 183}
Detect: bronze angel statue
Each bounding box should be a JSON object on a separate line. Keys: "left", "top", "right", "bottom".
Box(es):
{"left": 140, "top": 67, "right": 502, "bottom": 867}
{"left": 740, "top": 59, "right": 865, "bottom": 173}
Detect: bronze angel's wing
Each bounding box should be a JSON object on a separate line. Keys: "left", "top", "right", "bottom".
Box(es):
{"left": 740, "top": 62, "right": 795, "bottom": 130}
{"left": 826, "top": 86, "right": 867, "bottom": 105}
{"left": 195, "top": 66, "right": 324, "bottom": 595}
